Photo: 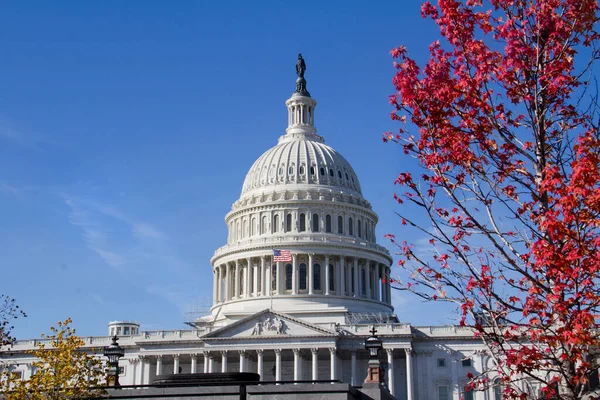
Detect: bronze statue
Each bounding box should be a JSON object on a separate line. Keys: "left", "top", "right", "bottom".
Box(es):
{"left": 296, "top": 53, "right": 306, "bottom": 78}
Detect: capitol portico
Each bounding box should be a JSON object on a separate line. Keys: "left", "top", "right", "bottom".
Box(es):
{"left": 1, "top": 57, "right": 539, "bottom": 400}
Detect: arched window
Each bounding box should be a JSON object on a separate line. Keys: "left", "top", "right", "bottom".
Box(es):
{"left": 286, "top": 213, "right": 292, "bottom": 232}
{"left": 349, "top": 217, "right": 354, "bottom": 236}
{"left": 261, "top": 216, "right": 267, "bottom": 234}
{"left": 310, "top": 166, "right": 315, "bottom": 175}
{"left": 288, "top": 166, "right": 294, "bottom": 175}
{"left": 272, "top": 265, "right": 277, "bottom": 291}
{"left": 299, "top": 165, "right": 305, "bottom": 175}
{"left": 351, "top": 267, "right": 355, "bottom": 295}
{"left": 361, "top": 268, "right": 366, "bottom": 295}
{"left": 325, "top": 215, "right": 332, "bottom": 233}
{"left": 314, "top": 264, "right": 321, "bottom": 291}
{"left": 299, "top": 263, "right": 307, "bottom": 290}
{"left": 338, "top": 170, "right": 342, "bottom": 179}
{"left": 273, "top": 214, "right": 279, "bottom": 233}
{"left": 358, "top": 219, "right": 362, "bottom": 237}
{"left": 329, "top": 169, "right": 334, "bottom": 177}
{"left": 299, "top": 213, "right": 306, "bottom": 232}
{"left": 285, "top": 264, "right": 293, "bottom": 290}
{"left": 242, "top": 220, "right": 247, "bottom": 238}
{"left": 463, "top": 387, "right": 474, "bottom": 400}
{"left": 251, "top": 218, "right": 256, "bottom": 236}
{"left": 329, "top": 264, "right": 335, "bottom": 291}
{"left": 320, "top": 167, "right": 325, "bottom": 176}
{"left": 312, "top": 213, "right": 319, "bottom": 232}
{"left": 438, "top": 385, "right": 449, "bottom": 400}
{"left": 493, "top": 378, "right": 502, "bottom": 400}
{"left": 337, "top": 216, "right": 343, "bottom": 234}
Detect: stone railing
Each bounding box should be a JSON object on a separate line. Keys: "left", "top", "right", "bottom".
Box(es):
{"left": 213, "top": 234, "right": 391, "bottom": 258}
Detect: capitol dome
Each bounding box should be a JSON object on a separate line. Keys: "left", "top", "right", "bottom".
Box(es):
{"left": 240, "top": 131, "right": 362, "bottom": 199}
{"left": 210, "top": 61, "right": 394, "bottom": 327}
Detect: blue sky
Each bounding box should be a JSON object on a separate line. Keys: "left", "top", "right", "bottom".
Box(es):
{"left": 0, "top": 0, "right": 457, "bottom": 339}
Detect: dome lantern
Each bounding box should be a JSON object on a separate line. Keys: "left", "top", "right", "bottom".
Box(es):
{"left": 282, "top": 54, "right": 321, "bottom": 142}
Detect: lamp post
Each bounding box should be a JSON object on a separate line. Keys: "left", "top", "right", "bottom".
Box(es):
{"left": 363, "top": 326, "right": 384, "bottom": 385}
{"left": 104, "top": 335, "right": 125, "bottom": 387}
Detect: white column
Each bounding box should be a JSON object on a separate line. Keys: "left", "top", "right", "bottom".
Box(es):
{"left": 253, "top": 260, "right": 258, "bottom": 296}
{"left": 191, "top": 354, "right": 197, "bottom": 373}
{"left": 276, "top": 261, "right": 282, "bottom": 295}
{"left": 261, "top": 257, "right": 267, "bottom": 296}
{"left": 375, "top": 265, "right": 381, "bottom": 301}
{"left": 257, "top": 350, "right": 264, "bottom": 381}
{"left": 366, "top": 261, "right": 371, "bottom": 299}
{"left": 224, "top": 264, "right": 230, "bottom": 301}
{"left": 275, "top": 349, "right": 282, "bottom": 382}
{"left": 351, "top": 350, "right": 357, "bottom": 386}
{"left": 239, "top": 351, "right": 246, "bottom": 372}
{"left": 451, "top": 355, "right": 459, "bottom": 400}
{"left": 308, "top": 254, "right": 314, "bottom": 295}
{"left": 208, "top": 355, "right": 215, "bottom": 373}
{"left": 336, "top": 259, "right": 342, "bottom": 295}
{"left": 222, "top": 351, "right": 228, "bottom": 373}
{"left": 353, "top": 257, "right": 359, "bottom": 297}
{"left": 246, "top": 258, "right": 252, "bottom": 297}
{"left": 141, "top": 356, "right": 149, "bottom": 385}
{"left": 292, "top": 254, "right": 298, "bottom": 295}
{"left": 325, "top": 255, "right": 330, "bottom": 295}
{"left": 329, "top": 348, "right": 337, "bottom": 381}
{"left": 293, "top": 349, "right": 301, "bottom": 383}
{"left": 387, "top": 349, "right": 395, "bottom": 396}
{"left": 213, "top": 268, "right": 218, "bottom": 303}
{"left": 173, "top": 354, "right": 180, "bottom": 374}
{"left": 311, "top": 348, "right": 319, "bottom": 381}
{"left": 203, "top": 353, "right": 209, "bottom": 373}
{"left": 340, "top": 258, "right": 346, "bottom": 295}
{"left": 405, "top": 349, "right": 414, "bottom": 400}
{"left": 155, "top": 355, "right": 162, "bottom": 375}
{"left": 387, "top": 267, "right": 392, "bottom": 304}
{"left": 235, "top": 261, "right": 240, "bottom": 298}
{"left": 131, "top": 359, "right": 138, "bottom": 385}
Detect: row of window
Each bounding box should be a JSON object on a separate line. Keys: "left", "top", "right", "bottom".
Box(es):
{"left": 437, "top": 378, "right": 502, "bottom": 400}
{"left": 110, "top": 326, "right": 138, "bottom": 336}
{"left": 229, "top": 213, "right": 374, "bottom": 242}
{"left": 247, "top": 162, "right": 359, "bottom": 192}
{"left": 221, "top": 263, "right": 381, "bottom": 299}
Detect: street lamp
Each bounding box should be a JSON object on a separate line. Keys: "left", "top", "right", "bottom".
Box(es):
{"left": 363, "top": 326, "right": 384, "bottom": 385}
{"left": 104, "top": 335, "right": 125, "bottom": 387}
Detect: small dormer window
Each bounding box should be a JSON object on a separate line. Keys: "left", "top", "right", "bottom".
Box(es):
{"left": 345, "top": 172, "right": 349, "bottom": 180}
{"left": 279, "top": 166, "right": 284, "bottom": 176}
{"left": 299, "top": 165, "right": 305, "bottom": 175}
{"left": 320, "top": 167, "right": 325, "bottom": 176}
{"left": 310, "top": 166, "right": 315, "bottom": 175}
{"left": 289, "top": 166, "right": 294, "bottom": 175}
{"left": 329, "top": 169, "right": 334, "bottom": 177}
{"left": 338, "top": 171, "right": 342, "bottom": 179}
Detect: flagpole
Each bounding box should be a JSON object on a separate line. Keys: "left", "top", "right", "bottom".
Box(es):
{"left": 270, "top": 254, "right": 274, "bottom": 311}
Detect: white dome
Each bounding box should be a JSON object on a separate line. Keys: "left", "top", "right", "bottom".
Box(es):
{"left": 241, "top": 135, "right": 362, "bottom": 200}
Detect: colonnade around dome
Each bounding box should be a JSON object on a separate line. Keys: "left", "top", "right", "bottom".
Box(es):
{"left": 212, "top": 254, "right": 393, "bottom": 307}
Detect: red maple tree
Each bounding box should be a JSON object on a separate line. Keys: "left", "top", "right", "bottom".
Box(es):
{"left": 386, "top": 1, "right": 600, "bottom": 398}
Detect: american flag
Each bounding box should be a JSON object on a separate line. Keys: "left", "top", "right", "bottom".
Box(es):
{"left": 273, "top": 249, "right": 292, "bottom": 262}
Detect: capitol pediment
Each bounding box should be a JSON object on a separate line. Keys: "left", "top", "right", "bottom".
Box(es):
{"left": 203, "top": 309, "right": 336, "bottom": 340}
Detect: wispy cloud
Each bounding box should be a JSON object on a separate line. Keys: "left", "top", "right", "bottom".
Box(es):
{"left": 62, "top": 192, "right": 200, "bottom": 313}
{"left": 0, "top": 183, "right": 23, "bottom": 199}
{"left": 0, "top": 116, "right": 66, "bottom": 149}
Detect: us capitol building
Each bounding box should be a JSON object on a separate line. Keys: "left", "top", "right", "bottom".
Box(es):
{"left": 1, "top": 57, "right": 538, "bottom": 400}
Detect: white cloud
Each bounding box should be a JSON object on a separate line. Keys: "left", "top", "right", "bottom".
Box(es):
{"left": 0, "top": 183, "right": 23, "bottom": 199}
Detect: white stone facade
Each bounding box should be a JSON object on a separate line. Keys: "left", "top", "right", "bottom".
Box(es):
{"left": 0, "top": 75, "right": 545, "bottom": 400}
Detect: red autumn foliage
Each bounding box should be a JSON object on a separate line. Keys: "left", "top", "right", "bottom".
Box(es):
{"left": 387, "top": 1, "right": 600, "bottom": 399}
